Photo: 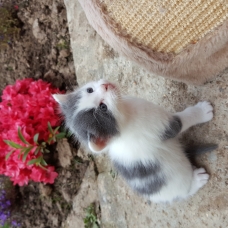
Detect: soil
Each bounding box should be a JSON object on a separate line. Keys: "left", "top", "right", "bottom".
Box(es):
{"left": 0, "top": 0, "right": 90, "bottom": 227}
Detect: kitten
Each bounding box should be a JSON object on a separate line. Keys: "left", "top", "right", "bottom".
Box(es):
{"left": 53, "top": 79, "right": 216, "bottom": 203}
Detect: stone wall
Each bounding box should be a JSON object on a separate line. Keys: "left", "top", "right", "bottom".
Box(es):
{"left": 63, "top": 1, "right": 228, "bottom": 227}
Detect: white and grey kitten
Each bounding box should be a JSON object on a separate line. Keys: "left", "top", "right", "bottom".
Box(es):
{"left": 53, "top": 79, "right": 216, "bottom": 203}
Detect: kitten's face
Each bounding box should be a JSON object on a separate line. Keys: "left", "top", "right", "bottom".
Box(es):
{"left": 53, "top": 79, "right": 121, "bottom": 153}
{"left": 76, "top": 79, "right": 120, "bottom": 115}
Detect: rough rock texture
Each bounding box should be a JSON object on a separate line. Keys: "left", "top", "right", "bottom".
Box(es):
{"left": 32, "top": 18, "right": 47, "bottom": 44}
{"left": 64, "top": 162, "right": 98, "bottom": 228}
{"left": 56, "top": 138, "right": 73, "bottom": 168}
{"left": 64, "top": 0, "right": 228, "bottom": 227}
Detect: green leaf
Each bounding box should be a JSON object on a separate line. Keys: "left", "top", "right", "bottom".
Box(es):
{"left": 47, "top": 138, "right": 52, "bottom": 144}
{"left": 5, "top": 149, "right": 15, "bottom": 160}
{"left": 38, "top": 164, "right": 48, "bottom": 171}
{"left": 44, "top": 149, "right": 50, "bottom": 153}
{"left": 2, "top": 223, "right": 10, "bottom": 228}
{"left": 18, "top": 153, "right": 23, "bottom": 160}
{"left": 40, "top": 158, "right": 47, "bottom": 166}
{"left": 33, "top": 133, "right": 39, "bottom": 144}
{"left": 34, "top": 147, "right": 40, "bottom": 155}
{"left": 55, "top": 132, "right": 66, "bottom": 139}
{"left": 22, "top": 147, "right": 33, "bottom": 162}
{"left": 84, "top": 204, "right": 100, "bottom": 228}
{"left": 92, "top": 223, "right": 99, "bottom": 228}
{"left": 20, "top": 147, "right": 28, "bottom": 153}
{"left": 18, "top": 127, "right": 30, "bottom": 145}
{"left": 53, "top": 126, "right": 60, "bottom": 134}
{"left": 4, "top": 140, "right": 23, "bottom": 149}
{"left": 74, "top": 157, "right": 83, "bottom": 164}
{"left": 66, "top": 131, "right": 73, "bottom": 138}
{"left": 48, "top": 136, "right": 56, "bottom": 144}
{"left": 47, "top": 121, "right": 54, "bottom": 134}
{"left": 18, "top": 148, "right": 27, "bottom": 160}
{"left": 27, "top": 157, "right": 41, "bottom": 165}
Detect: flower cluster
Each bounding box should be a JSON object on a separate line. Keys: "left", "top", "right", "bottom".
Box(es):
{"left": 0, "top": 190, "right": 20, "bottom": 227}
{"left": 0, "top": 78, "right": 64, "bottom": 186}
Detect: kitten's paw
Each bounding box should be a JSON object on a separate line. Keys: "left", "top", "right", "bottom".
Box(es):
{"left": 189, "top": 168, "right": 209, "bottom": 195}
{"left": 193, "top": 167, "right": 209, "bottom": 187}
{"left": 194, "top": 101, "right": 213, "bottom": 123}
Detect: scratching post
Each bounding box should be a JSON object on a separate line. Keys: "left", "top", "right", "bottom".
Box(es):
{"left": 78, "top": 0, "right": 228, "bottom": 84}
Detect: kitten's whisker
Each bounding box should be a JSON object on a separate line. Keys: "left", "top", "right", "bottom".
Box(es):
{"left": 93, "top": 109, "right": 101, "bottom": 125}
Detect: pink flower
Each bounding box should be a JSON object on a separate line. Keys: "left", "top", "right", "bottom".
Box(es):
{"left": 12, "top": 168, "right": 32, "bottom": 186}
{"left": 0, "top": 78, "right": 65, "bottom": 185}
{"left": 30, "top": 166, "right": 58, "bottom": 184}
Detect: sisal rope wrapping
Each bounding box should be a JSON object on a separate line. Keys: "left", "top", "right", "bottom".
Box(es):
{"left": 101, "top": 0, "right": 228, "bottom": 53}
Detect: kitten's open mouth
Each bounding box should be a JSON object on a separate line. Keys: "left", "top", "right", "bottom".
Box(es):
{"left": 88, "top": 134, "right": 110, "bottom": 152}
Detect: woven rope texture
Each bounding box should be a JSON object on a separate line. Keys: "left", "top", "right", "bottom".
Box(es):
{"left": 101, "top": 0, "right": 228, "bottom": 53}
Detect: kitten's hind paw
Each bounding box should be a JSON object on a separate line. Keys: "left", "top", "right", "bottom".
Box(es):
{"left": 194, "top": 101, "right": 213, "bottom": 123}
{"left": 193, "top": 167, "right": 209, "bottom": 187}
{"left": 189, "top": 167, "right": 209, "bottom": 195}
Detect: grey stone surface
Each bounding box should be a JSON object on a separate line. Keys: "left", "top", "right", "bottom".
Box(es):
{"left": 32, "top": 18, "right": 47, "bottom": 44}
{"left": 64, "top": 1, "right": 228, "bottom": 227}
{"left": 56, "top": 138, "right": 73, "bottom": 168}
{"left": 64, "top": 162, "right": 98, "bottom": 228}
{"left": 98, "top": 171, "right": 228, "bottom": 228}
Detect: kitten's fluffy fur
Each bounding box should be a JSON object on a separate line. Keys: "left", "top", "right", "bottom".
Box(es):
{"left": 54, "top": 79, "right": 215, "bottom": 203}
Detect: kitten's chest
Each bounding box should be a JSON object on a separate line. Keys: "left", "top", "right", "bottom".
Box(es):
{"left": 108, "top": 133, "right": 158, "bottom": 164}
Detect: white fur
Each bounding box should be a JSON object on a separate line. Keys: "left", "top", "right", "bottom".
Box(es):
{"left": 176, "top": 101, "right": 213, "bottom": 133}
{"left": 54, "top": 80, "right": 214, "bottom": 203}
{"left": 76, "top": 79, "right": 120, "bottom": 116}
{"left": 106, "top": 97, "right": 213, "bottom": 203}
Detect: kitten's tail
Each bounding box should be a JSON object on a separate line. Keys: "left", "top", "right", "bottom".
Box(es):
{"left": 185, "top": 143, "right": 218, "bottom": 161}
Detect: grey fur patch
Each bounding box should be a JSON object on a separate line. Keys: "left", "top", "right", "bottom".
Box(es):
{"left": 57, "top": 91, "right": 119, "bottom": 143}
{"left": 59, "top": 92, "right": 81, "bottom": 119}
{"left": 113, "top": 160, "right": 166, "bottom": 195}
{"left": 184, "top": 143, "right": 218, "bottom": 164}
{"left": 58, "top": 92, "right": 82, "bottom": 137}
{"left": 131, "top": 176, "right": 166, "bottom": 195}
{"left": 113, "top": 160, "right": 160, "bottom": 179}
{"left": 74, "top": 108, "right": 119, "bottom": 143}
{"left": 161, "top": 116, "right": 182, "bottom": 140}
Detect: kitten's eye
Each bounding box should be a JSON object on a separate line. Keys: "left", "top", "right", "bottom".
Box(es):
{"left": 99, "top": 103, "right": 107, "bottom": 112}
{"left": 87, "top": 88, "right": 94, "bottom": 93}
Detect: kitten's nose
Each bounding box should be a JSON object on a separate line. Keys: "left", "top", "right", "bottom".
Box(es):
{"left": 102, "top": 83, "right": 114, "bottom": 91}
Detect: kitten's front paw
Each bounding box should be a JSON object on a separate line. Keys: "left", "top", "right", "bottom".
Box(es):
{"left": 194, "top": 101, "right": 213, "bottom": 123}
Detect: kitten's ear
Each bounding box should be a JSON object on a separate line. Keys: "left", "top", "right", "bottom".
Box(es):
{"left": 52, "top": 94, "right": 68, "bottom": 104}
{"left": 88, "top": 137, "right": 109, "bottom": 153}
